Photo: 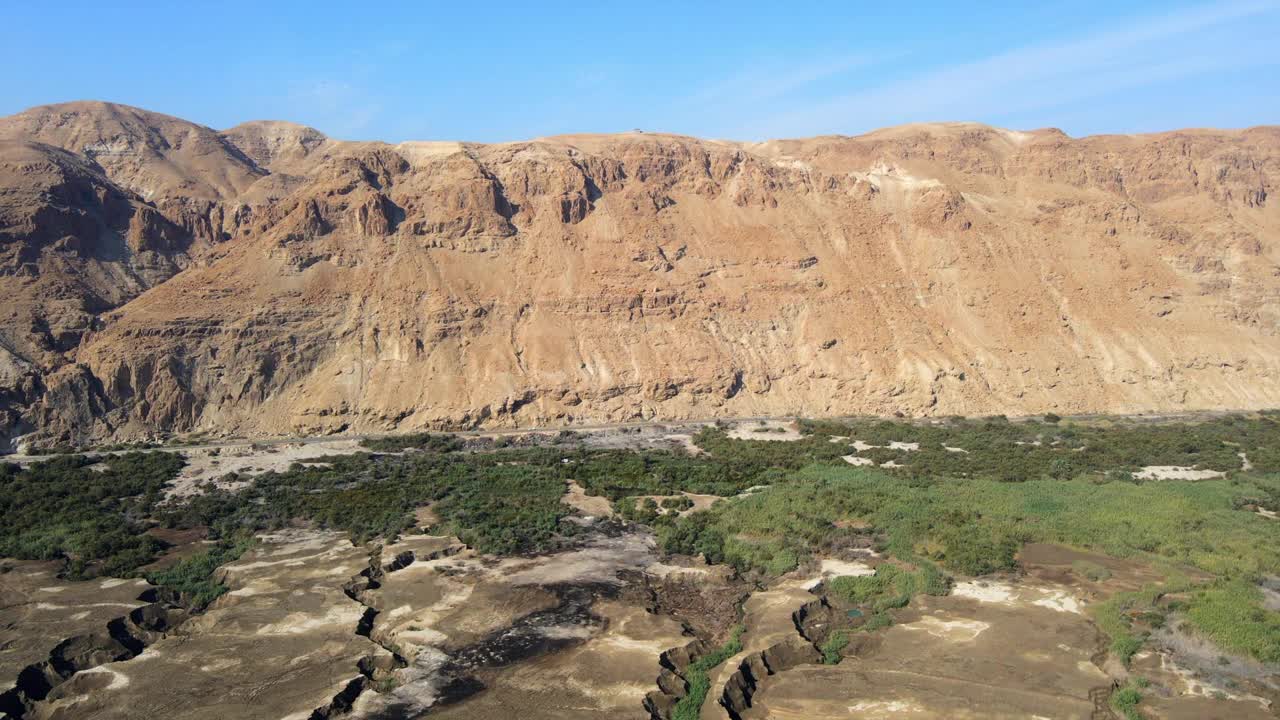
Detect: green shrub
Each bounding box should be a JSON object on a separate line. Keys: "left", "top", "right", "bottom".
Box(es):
{"left": 145, "top": 537, "right": 254, "bottom": 609}
{"left": 828, "top": 563, "right": 949, "bottom": 617}
{"left": 0, "top": 452, "right": 185, "bottom": 577}
{"left": 660, "top": 495, "right": 695, "bottom": 511}
{"left": 863, "top": 612, "right": 893, "bottom": 632}
{"left": 361, "top": 433, "right": 464, "bottom": 453}
{"left": 671, "top": 624, "right": 744, "bottom": 720}
{"left": 1111, "top": 681, "right": 1144, "bottom": 720}
{"left": 820, "top": 630, "right": 850, "bottom": 664}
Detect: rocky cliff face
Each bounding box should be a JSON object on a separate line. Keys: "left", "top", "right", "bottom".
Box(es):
{"left": 0, "top": 102, "right": 1277, "bottom": 446}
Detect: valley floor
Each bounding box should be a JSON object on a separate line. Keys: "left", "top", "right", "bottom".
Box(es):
{"left": 3, "top": 414, "right": 1280, "bottom": 719}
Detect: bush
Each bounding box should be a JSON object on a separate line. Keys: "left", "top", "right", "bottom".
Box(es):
{"left": 863, "top": 612, "right": 893, "bottom": 632}
{"left": 827, "top": 563, "right": 950, "bottom": 615}
{"left": 361, "top": 433, "right": 464, "bottom": 453}
{"left": 1186, "top": 580, "right": 1280, "bottom": 663}
{"left": 145, "top": 537, "right": 254, "bottom": 609}
{"left": 671, "top": 625, "right": 744, "bottom": 720}
{"left": 660, "top": 495, "right": 695, "bottom": 511}
{"left": 0, "top": 452, "right": 186, "bottom": 577}
{"left": 931, "top": 523, "right": 1023, "bottom": 576}
{"left": 820, "top": 630, "right": 850, "bottom": 664}
{"left": 1111, "top": 681, "right": 1144, "bottom": 720}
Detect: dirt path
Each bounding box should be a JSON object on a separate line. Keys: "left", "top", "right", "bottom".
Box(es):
{"left": 2, "top": 416, "right": 793, "bottom": 464}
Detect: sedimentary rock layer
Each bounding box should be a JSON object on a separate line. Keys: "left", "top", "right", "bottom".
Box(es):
{"left": 0, "top": 102, "right": 1277, "bottom": 444}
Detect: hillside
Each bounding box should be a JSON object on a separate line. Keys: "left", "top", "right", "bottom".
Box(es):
{"left": 0, "top": 101, "right": 1277, "bottom": 446}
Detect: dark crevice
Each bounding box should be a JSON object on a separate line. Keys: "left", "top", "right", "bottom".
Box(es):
{"left": 361, "top": 581, "right": 618, "bottom": 719}
{"left": 0, "top": 592, "right": 191, "bottom": 719}
{"left": 313, "top": 543, "right": 463, "bottom": 719}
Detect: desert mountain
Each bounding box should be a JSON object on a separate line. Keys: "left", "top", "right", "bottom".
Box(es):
{"left": 0, "top": 101, "right": 1276, "bottom": 447}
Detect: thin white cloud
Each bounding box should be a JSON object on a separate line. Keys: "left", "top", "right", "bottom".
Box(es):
{"left": 742, "top": 0, "right": 1280, "bottom": 138}
{"left": 285, "top": 79, "right": 384, "bottom": 139}
{"left": 687, "top": 53, "right": 891, "bottom": 107}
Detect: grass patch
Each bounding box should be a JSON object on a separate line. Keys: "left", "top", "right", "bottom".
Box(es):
{"left": 826, "top": 563, "right": 950, "bottom": 638}
{"left": 1186, "top": 580, "right": 1280, "bottom": 663}
{"left": 820, "top": 630, "right": 850, "bottom": 664}
{"left": 1091, "top": 588, "right": 1164, "bottom": 666}
{"left": 145, "top": 536, "right": 255, "bottom": 609}
{"left": 827, "top": 563, "right": 949, "bottom": 608}
{"left": 658, "top": 458, "right": 1280, "bottom": 662}
{"left": 1110, "top": 678, "right": 1147, "bottom": 720}
{"left": 862, "top": 611, "right": 893, "bottom": 632}
{"left": 661, "top": 466, "right": 1280, "bottom": 579}
{"left": 672, "top": 624, "right": 745, "bottom": 720}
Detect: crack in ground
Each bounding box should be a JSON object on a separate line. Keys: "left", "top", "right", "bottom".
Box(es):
{"left": 359, "top": 582, "right": 616, "bottom": 719}
{"left": 310, "top": 544, "right": 463, "bottom": 720}
{"left": 0, "top": 587, "right": 190, "bottom": 720}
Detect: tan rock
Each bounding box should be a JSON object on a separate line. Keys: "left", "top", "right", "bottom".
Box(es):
{"left": 0, "top": 103, "right": 1277, "bottom": 444}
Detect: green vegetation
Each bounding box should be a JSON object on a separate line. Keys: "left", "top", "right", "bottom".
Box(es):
{"left": 145, "top": 537, "right": 255, "bottom": 609}
{"left": 862, "top": 611, "right": 894, "bottom": 632}
{"left": 661, "top": 495, "right": 695, "bottom": 511}
{"left": 657, "top": 441, "right": 1280, "bottom": 662}
{"left": 7, "top": 413, "right": 1280, "bottom": 666}
{"left": 1186, "top": 580, "right": 1280, "bottom": 663}
{"left": 1091, "top": 587, "right": 1169, "bottom": 666}
{"left": 1111, "top": 678, "right": 1147, "bottom": 720}
{"left": 660, "top": 464, "right": 1280, "bottom": 578}
{"left": 361, "top": 433, "right": 464, "bottom": 453}
{"left": 801, "top": 413, "right": 1280, "bottom": 480}
{"left": 823, "top": 563, "right": 950, "bottom": 643}
{"left": 563, "top": 428, "right": 846, "bottom": 500}
{"left": 827, "top": 563, "right": 950, "bottom": 611}
{"left": 671, "top": 624, "right": 745, "bottom": 720}
{"left": 820, "top": 630, "right": 850, "bottom": 664}
{"left": 173, "top": 449, "right": 573, "bottom": 554}
{"left": 0, "top": 453, "right": 185, "bottom": 577}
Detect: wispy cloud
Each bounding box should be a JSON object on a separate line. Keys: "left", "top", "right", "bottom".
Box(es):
{"left": 285, "top": 79, "right": 384, "bottom": 139}
{"left": 738, "top": 0, "right": 1280, "bottom": 138}
{"left": 686, "top": 53, "right": 892, "bottom": 107}
{"left": 664, "top": 52, "right": 902, "bottom": 138}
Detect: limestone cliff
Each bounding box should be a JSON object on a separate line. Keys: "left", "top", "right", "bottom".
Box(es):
{"left": 0, "top": 102, "right": 1276, "bottom": 445}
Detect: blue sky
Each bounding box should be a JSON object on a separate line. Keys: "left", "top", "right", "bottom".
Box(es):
{"left": 3, "top": 1, "right": 1277, "bottom": 142}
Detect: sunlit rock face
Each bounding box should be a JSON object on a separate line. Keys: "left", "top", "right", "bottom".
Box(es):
{"left": 2, "top": 102, "right": 1279, "bottom": 446}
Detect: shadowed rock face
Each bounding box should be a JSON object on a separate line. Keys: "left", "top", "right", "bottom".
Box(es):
{"left": 0, "top": 562, "right": 155, "bottom": 717}
{"left": 1, "top": 102, "right": 1279, "bottom": 445}
{"left": 25, "top": 530, "right": 388, "bottom": 720}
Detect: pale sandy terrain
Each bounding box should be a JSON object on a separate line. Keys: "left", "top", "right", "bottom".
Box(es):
{"left": 1134, "top": 465, "right": 1226, "bottom": 480}
{"left": 35, "top": 530, "right": 386, "bottom": 720}
{"left": 165, "top": 440, "right": 366, "bottom": 498}
{"left": 562, "top": 480, "right": 614, "bottom": 518}
{"left": 726, "top": 420, "right": 803, "bottom": 442}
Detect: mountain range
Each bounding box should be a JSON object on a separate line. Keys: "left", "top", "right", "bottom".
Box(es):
{"left": 0, "top": 101, "right": 1276, "bottom": 448}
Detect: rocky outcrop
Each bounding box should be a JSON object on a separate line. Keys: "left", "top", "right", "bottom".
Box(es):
{"left": 717, "top": 638, "right": 820, "bottom": 719}
{"left": 643, "top": 638, "right": 708, "bottom": 718}
{"left": 0, "top": 594, "right": 188, "bottom": 719}
{"left": 1, "top": 103, "right": 1278, "bottom": 445}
